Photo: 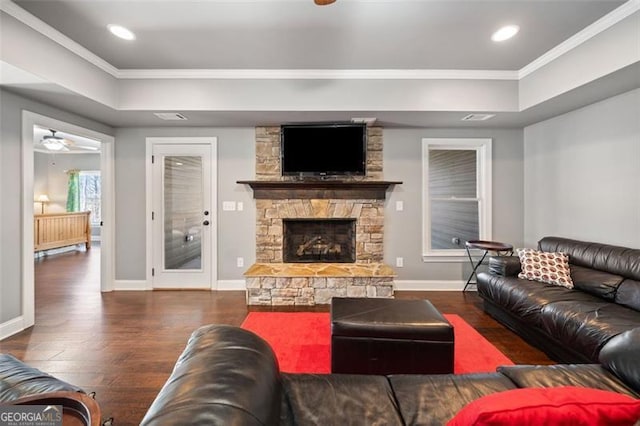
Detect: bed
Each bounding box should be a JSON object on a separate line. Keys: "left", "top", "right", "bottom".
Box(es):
{"left": 34, "top": 211, "right": 92, "bottom": 252}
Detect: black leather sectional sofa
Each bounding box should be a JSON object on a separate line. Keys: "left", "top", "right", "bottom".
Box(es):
{"left": 477, "top": 236, "right": 640, "bottom": 363}
{"left": 139, "top": 324, "right": 640, "bottom": 425}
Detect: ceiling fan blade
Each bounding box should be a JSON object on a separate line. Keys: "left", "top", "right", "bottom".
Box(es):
{"left": 75, "top": 145, "right": 100, "bottom": 151}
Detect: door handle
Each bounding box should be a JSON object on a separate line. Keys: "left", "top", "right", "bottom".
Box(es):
{"left": 204, "top": 211, "right": 209, "bottom": 216}
{"left": 203, "top": 220, "right": 210, "bottom": 226}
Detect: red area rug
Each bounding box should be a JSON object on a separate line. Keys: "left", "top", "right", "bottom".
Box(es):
{"left": 241, "top": 312, "right": 514, "bottom": 374}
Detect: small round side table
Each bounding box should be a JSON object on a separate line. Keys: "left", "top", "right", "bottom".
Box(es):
{"left": 463, "top": 240, "right": 514, "bottom": 291}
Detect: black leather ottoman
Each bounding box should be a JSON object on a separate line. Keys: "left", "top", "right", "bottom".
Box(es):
{"left": 330, "top": 297, "right": 454, "bottom": 374}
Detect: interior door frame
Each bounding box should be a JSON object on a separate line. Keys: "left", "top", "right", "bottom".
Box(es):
{"left": 145, "top": 137, "right": 218, "bottom": 290}
{"left": 21, "top": 111, "right": 116, "bottom": 329}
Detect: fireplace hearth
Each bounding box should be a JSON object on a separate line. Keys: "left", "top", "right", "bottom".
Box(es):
{"left": 283, "top": 219, "right": 356, "bottom": 263}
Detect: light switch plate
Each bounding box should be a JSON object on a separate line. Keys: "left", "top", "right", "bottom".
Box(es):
{"left": 396, "top": 201, "right": 404, "bottom": 211}
{"left": 396, "top": 257, "right": 404, "bottom": 267}
{"left": 222, "top": 201, "right": 236, "bottom": 211}
{"left": 237, "top": 257, "right": 244, "bottom": 268}
{"left": 237, "top": 202, "right": 244, "bottom": 211}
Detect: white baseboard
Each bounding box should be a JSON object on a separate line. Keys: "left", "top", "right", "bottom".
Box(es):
{"left": 34, "top": 245, "right": 85, "bottom": 258}
{"left": 394, "top": 280, "right": 475, "bottom": 291}
{"left": 113, "top": 280, "right": 149, "bottom": 291}
{"left": 0, "top": 316, "right": 26, "bottom": 340}
{"left": 113, "top": 280, "right": 246, "bottom": 291}
{"left": 216, "top": 280, "right": 246, "bottom": 290}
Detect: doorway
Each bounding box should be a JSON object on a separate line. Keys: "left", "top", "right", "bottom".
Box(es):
{"left": 21, "top": 111, "right": 115, "bottom": 330}
{"left": 146, "top": 138, "right": 217, "bottom": 289}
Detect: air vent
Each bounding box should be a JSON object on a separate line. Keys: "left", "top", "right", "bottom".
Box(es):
{"left": 351, "top": 117, "right": 377, "bottom": 125}
{"left": 153, "top": 112, "right": 188, "bottom": 121}
{"left": 461, "top": 114, "right": 495, "bottom": 121}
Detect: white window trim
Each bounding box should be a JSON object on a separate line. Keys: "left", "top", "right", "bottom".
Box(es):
{"left": 421, "top": 138, "right": 492, "bottom": 261}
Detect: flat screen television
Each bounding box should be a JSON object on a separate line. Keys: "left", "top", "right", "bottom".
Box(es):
{"left": 281, "top": 123, "right": 367, "bottom": 176}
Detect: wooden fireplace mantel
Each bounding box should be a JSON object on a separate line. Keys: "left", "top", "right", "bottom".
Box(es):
{"left": 237, "top": 180, "right": 402, "bottom": 200}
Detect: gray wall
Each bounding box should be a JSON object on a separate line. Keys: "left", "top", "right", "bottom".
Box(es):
{"left": 523, "top": 88, "right": 640, "bottom": 249}
{"left": 113, "top": 127, "right": 256, "bottom": 281}
{"left": 114, "top": 127, "right": 524, "bottom": 283}
{"left": 0, "top": 89, "right": 112, "bottom": 323}
{"left": 384, "top": 128, "right": 524, "bottom": 281}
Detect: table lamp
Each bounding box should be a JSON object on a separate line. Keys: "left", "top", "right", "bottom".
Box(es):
{"left": 36, "top": 194, "right": 50, "bottom": 214}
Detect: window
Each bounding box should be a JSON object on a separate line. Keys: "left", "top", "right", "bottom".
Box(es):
{"left": 79, "top": 171, "right": 101, "bottom": 226}
{"left": 422, "top": 138, "right": 492, "bottom": 260}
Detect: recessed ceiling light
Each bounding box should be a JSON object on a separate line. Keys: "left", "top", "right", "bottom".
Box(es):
{"left": 108, "top": 25, "right": 135, "bottom": 41}
{"left": 491, "top": 25, "right": 519, "bottom": 42}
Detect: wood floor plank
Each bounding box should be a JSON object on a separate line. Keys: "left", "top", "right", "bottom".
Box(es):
{"left": 0, "top": 245, "right": 553, "bottom": 425}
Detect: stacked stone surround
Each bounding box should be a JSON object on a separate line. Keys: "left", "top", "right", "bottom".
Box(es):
{"left": 246, "top": 126, "right": 395, "bottom": 305}
{"left": 245, "top": 263, "right": 395, "bottom": 305}
{"left": 255, "top": 126, "right": 383, "bottom": 181}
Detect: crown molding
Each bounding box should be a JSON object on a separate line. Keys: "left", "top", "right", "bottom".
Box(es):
{"left": 116, "top": 68, "right": 518, "bottom": 80}
{"left": 0, "top": 0, "right": 119, "bottom": 77}
{"left": 2, "top": 0, "right": 636, "bottom": 83}
{"left": 518, "top": 0, "right": 640, "bottom": 79}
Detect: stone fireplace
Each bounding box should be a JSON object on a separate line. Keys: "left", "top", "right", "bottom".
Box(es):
{"left": 241, "top": 126, "right": 400, "bottom": 306}
{"left": 283, "top": 219, "right": 356, "bottom": 263}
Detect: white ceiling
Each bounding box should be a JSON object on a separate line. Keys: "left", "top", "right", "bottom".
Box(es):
{"left": 2, "top": 0, "right": 638, "bottom": 129}
{"left": 13, "top": 0, "right": 624, "bottom": 70}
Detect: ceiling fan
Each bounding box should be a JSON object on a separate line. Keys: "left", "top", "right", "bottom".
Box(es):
{"left": 40, "top": 129, "right": 98, "bottom": 152}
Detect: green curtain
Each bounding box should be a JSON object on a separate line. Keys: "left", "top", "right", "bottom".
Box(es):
{"left": 66, "top": 170, "right": 80, "bottom": 212}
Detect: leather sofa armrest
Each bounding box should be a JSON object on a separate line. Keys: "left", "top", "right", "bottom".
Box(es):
{"left": 140, "top": 325, "right": 282, "bottom": 426}
{"left": 488, "top": 256, "right": 521, "bottom": 277}
{"left": 599, "top": 328, "right": 640, "bottom": 394}
{"left": 0, "top": 354, "right": 85, "bottom": 402}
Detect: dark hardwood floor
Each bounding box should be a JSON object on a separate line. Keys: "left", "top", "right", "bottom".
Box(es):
{"left": 0, "top": 245, "right": 553, "bottom": 425}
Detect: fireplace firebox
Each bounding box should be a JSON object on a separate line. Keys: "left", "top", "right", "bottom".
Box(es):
{"left": 283, "top": 219, "right": 356, "bottom": 263}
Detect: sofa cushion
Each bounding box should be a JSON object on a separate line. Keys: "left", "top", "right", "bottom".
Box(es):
{"left": 497, "top": 364, "right": 638, "bottom": 397}
{"left": 570, "top": 264, "right": 624, "bottom": 301}
{"left": 599, "top": 328, "right": 640, "bottom": 394}
{"left": 476, "top": 274, "right": 602, "bottom": 328}
{"left": 389, "top": 373, "right": 516, "bottom": 426}
{"left": 488, "top": 256, "right": 521, "bottom": 277}
{"left": 616, "top": 279, "right": 640, "bottom": 312}
{"left": 281, "top": 374, "right": 404, "bottom": 425}
{"left": 540, "top": 302, "right": 640, "bottom": 361}
{"left": 539, "top": 236, "right": 640, "bottom": 281}
{"left": 446, "top": 387, "right": 640, "bottom": 426}
{"left": 517, "top": 248, "right": 573, "bottom": 288}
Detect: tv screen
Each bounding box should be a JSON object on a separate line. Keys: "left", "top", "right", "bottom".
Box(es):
{"left": 281, "top": 123, "right": 367, "bottom": 176}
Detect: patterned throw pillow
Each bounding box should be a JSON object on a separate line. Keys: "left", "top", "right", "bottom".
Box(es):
{"left": 517, "top": 248, "right": 573, "bottom": 288}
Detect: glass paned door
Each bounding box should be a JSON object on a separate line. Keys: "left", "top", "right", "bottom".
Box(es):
{"left": 152, "top": 144, "right": 212, "bottom": 288}
{"left": 164, "top": 155, "right": 203, "bottom": 270}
